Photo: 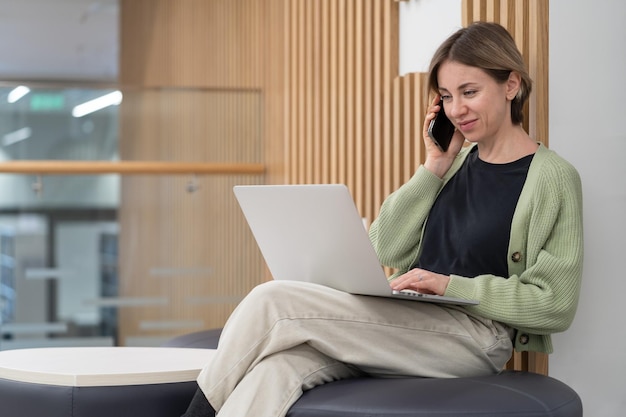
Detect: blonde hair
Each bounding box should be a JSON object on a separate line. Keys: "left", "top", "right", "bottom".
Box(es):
{"left": 428, "top": 22, "right": 532, "bottom": 125}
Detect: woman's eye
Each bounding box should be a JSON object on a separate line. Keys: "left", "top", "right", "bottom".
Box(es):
{"left": 440, "top": 95, "right": 452, "bottom": 101}
{"left": 463, "top": 90, "right": 477, "bottom": 97}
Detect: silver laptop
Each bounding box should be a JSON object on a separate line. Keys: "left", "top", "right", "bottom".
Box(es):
{"left": 233, "top": 184, "right": 478, "bottom": 306}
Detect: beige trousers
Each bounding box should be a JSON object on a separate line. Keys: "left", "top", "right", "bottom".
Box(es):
{"left": 196, "top": 280, "right": 513, "bottom": 417}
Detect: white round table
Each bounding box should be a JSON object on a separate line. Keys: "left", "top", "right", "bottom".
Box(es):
{"left": 0, "top": 346, "right": 215, "bottom": 387}
{"left": 0, "top": 346, "right": 216, "bottom": 417}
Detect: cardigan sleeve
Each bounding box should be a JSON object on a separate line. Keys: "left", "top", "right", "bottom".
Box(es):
{"left": 444, "top": 153, "right": 584, "bottom": 341}
{"left": 369, "top": 147, "right": 471, "bottom": 274}
{"left": 369, "top": 145, "right": 583, "bottom": 353}
{"left": 368, "top": 166, "right": 443, "bottom": 274}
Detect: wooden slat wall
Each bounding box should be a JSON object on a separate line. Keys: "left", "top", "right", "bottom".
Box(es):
{"left": 283, "top": 0, "right": 415, "bottom": 222}
{"left": 280, "top": 0, "right": 549, "bottom": 374}
{"left": 462, "top": 0, "right": 550, "bottom": 375}
{"left": 280, "top": 0, "right": 547, "bottom": 222}
{"left": 118, "top": 0, "right": 549, "bottom": 373}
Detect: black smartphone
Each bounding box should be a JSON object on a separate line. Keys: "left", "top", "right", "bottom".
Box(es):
{"left": 427, "top": 102, "right": 455, "bottom": 152}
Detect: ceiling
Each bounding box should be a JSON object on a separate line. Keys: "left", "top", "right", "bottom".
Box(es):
{"left": 0, "top": 0, "right": 119, "bottom": 82}
{"left": 0, "top": 0, "right": 120, "bottom": 173}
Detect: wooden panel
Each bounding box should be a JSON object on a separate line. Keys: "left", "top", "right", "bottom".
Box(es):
{"left": 462, "top": 0, "right": 550, "bottom": 375}
{"left": 282, "top": 0, "right": 400, "bottom": 223}
{"left": 116, "top": 88, "right": 266, "bottom": 343}
{"left": 120, "top": 0, "right": 263, "bottom": 89}
{"left": 118, "top": 0, "right": 267, "bottom": 344}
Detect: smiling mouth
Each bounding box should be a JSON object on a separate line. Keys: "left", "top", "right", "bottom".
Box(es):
{"left": 458, "top": 119, "right": 477, "bottom": 130}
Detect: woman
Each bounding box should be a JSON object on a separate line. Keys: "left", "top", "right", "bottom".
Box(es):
{"left": 184, "top": 21, "right": 583, "bottom": 417}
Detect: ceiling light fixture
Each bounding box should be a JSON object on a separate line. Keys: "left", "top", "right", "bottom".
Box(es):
{"left": 72, "top": 90, "right": 123, "bottom": 118}
{"left": 3, "top": 126, "right": 32, "bottom": 146}
{"left": 7, "top": 86, "right": 31, "bottom": 103}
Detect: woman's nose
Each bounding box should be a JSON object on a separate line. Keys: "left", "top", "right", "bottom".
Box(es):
{"left": 447, "top": 101, "right": 464, "bottom": 119}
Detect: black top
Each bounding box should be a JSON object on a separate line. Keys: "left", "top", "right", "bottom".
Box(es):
{"left": 413, "top": 146, "right": 533, "bottom": 278}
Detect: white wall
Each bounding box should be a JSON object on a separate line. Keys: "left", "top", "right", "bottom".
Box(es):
{"left": 548, "top": 1, "right": 626, "bottom": 415}
{"left": 400, "top": 1, "right": 626, "bottom": 415}
{"left": 399, "top": 0, "right": 462, "bottom": 74}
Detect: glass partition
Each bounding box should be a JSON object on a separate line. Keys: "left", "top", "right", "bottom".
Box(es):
{"left": 0, "top": 83, "right": 265, "bottom": 350}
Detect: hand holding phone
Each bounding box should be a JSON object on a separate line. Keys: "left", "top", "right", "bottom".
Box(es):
{"left": 427, "top": 101, "right": 455, "bottom": 152}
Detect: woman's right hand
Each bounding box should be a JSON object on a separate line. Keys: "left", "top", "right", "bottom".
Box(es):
{"left": 422, "top": 95, "right": 465, "bottom": 178}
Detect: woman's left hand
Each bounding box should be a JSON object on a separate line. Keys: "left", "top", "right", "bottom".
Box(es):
{"left": 390, "top": 268, "right": 450, "bottom": 296}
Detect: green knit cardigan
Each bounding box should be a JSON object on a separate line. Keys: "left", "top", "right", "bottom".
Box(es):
{"left": 369, "top": 143, "right": 584, "bottom": 353}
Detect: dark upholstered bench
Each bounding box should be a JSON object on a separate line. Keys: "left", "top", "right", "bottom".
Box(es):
{"left": 0, "top": 346, "right": 211, "bottom": 417}
{"left": 165, "top": 329, "right": 583, "bottom": 417}
{"left": 0, "top": 377, "right": 197, "bottom": 417}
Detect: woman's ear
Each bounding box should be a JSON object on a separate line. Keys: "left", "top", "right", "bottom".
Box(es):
{"left": 506, "top": 71, "right": 522, "bottom": 101}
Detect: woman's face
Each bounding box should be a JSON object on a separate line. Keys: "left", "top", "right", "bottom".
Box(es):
{"left": 436, "top": 60, "right": 515, "bottom": 144}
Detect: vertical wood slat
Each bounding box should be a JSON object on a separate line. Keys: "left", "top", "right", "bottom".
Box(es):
{"left": 297, "top": 0, "right": 306, "bottom": 183}
{"left": 382, "top": 0, "right": 395, "bottom": 205}
{"left": 264, "top": 0, "right": 288, "bottom": 186}
{"left": 370, "top": 0, "right": 382, "bottom": 221}
{"left": 284, "top": 0, "right": 293, "bottom": 183}
{"left": 528, "top": 0, "right": 549, "bottom": 144}
{"left": 322, "top": 1, "right": 332, "bottom": 185}
{"left": 392, "top": 78, "right": 402, "bottom": 192}
{"left": 346, "top": 1, "right": 355, "bottom": 194}
{"left": 338, "top": 2, "right": 347, "bottom": 186}
{"left": 363, "top": 2, "right": 374, "bottom": 220}
{"left": 305, "top": 0, "right": 314, "bottom": 184}
{"left": 354, "top": 1, "right": 365, "bottom": 213}
{"left": 328, "top": 0, "right": 337, "bottom": 184}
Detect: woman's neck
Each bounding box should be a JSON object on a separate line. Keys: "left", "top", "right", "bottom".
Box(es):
{"left": 476, "top": 125, "right": 538, "bottom": 164}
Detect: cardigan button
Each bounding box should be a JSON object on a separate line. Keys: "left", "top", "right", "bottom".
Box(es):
{"left": 519, "top": 334, "right": 530, "bottom": 345}
{"left": 511, "top": 252, "right": 522, "bottom": 262}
